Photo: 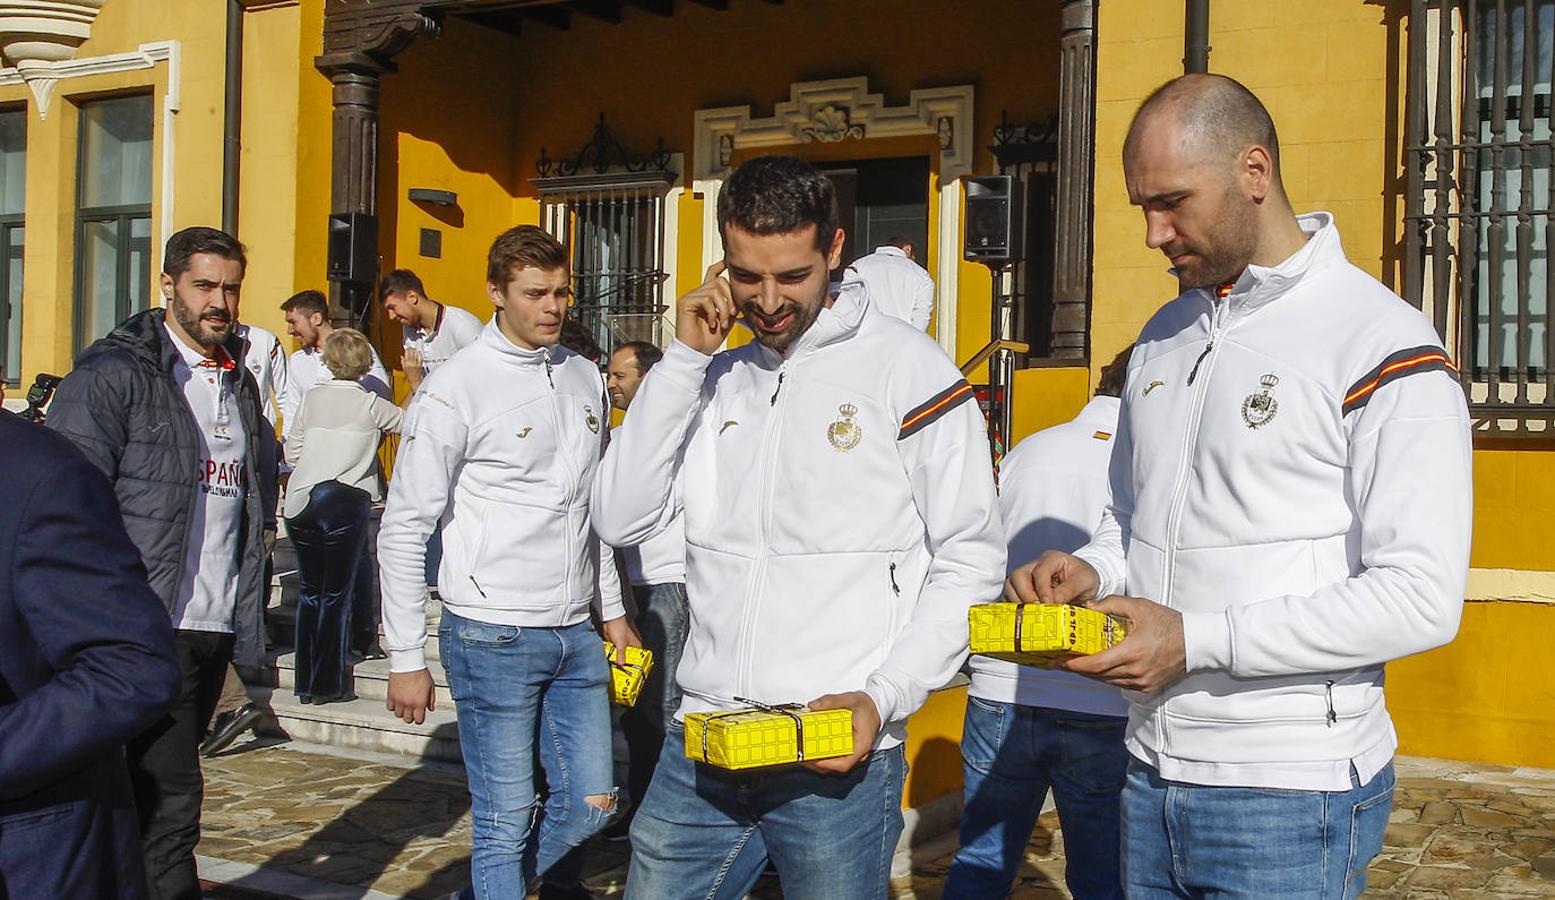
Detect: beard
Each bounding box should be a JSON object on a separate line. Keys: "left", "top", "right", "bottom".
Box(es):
{"left": 1168, "top": 199, "right": 1261, "bottom": 291}
{"left": 172, "top": 298, "right": 232, "bottom": 350}
{"left": 742, "top": 287, "right": 826, "bottom": 355}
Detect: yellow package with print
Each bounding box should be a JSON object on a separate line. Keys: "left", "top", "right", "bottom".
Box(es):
{"left": 603, "top": 642, "right": 654, "bottom": 707}
{"left": 968, "top": 602, "right": 1128, "bottom": 668}
{"left": 683, "top": 704, "right": 853, "bottom": 770}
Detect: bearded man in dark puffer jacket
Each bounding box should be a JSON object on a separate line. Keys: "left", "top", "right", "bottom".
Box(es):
{"left": 48, "top": 226, "right": 275, "bottom": 900}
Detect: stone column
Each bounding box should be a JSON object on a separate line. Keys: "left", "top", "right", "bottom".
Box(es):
{"left": 1050, "top": 0, "right": 1096, "bottom": 360}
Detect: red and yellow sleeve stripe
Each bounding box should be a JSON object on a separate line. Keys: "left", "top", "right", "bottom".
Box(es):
{"left": 1341, "top": 345, "right": 1457, "bottom": 415}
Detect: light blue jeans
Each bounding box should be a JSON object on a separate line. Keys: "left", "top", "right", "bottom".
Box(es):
{"left": 944, "top": 697, "right": 1129, "bottom": 899}
{"left": 439, "top": 613, "right": 616, "bottom": 899}
{"left": 1120, "top": 758, "right": 1395, "bottom": 898}
{"left": 625, "top": 722, "right": 906, "bottom": 900}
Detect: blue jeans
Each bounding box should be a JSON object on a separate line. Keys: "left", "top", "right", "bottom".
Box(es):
{"left": 439, "top": 613, "right": 616, "bottom": 899}
{"left": 622, "top": 581, "right": 690, "bottom": 807}
{"left": 944, "top": 697, "right": 1128, "bottom": 899}
{"left": 625, "top": 723, "right": 906, "bottom": 900}
{"left": 1121, "top": 759, "right": 1395, "bottom": 898}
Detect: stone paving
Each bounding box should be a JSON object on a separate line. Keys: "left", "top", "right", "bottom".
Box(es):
{"left": 199, "top": 739, "right": 1555, "bottom": 898}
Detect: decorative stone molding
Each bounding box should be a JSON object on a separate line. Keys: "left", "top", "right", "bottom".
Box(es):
{"left": 0, "top": 0, "right": 106, "bottom": 67}
{"left": 693, "top": 77, "right": 974, "bottom": 181}
{"left": 693, "top": 77, "right": 974, "bottom": 356}
{"left": 0, "top": 41, "right": 180, "bottom": 250}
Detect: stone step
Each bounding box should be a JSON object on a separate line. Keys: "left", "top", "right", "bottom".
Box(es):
{"left": 270, "top": 652, "right": 455, "bottom": 707}
{"left": 253, "top": 686, "right": 463, "bottom": 765}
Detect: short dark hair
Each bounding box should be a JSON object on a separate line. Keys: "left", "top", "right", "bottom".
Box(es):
{"left": 487, "top": 225, "right": 567, "bottom": 287}
{"left": 717, "top": 155, "right": 839, "bottom": 252}
{"left": 281, "top": 289, "right": 329, "bottom": 320}
{"left": 379, "top": 268, "right": 427, "bottom": 300}
{"left": 163, "top": 226, "right": 246, "bottom": 280}
{"left": 558, "top": 317, "right": 602, "bottom": 363}
{"left": 1096, "top": 343, "right": 1135, "bottom": 398}
{"left": 615, "top": 340, "right": 663, "bottom": 374}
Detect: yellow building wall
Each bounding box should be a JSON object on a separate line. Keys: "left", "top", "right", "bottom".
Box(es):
{"left": 2, "top": 0, "right": 232, "bottom": 383}
{"left": 1091, "top": 0, "right": 1555, "bottom": 770}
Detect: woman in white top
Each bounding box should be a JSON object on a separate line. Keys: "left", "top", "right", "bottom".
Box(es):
{"left": 283, "top": 328, "right": 402, "bottom": 703}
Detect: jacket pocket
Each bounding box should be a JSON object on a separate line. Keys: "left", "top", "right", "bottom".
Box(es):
{"left": 467, "top": 501, "right": 566, "bottom": 610}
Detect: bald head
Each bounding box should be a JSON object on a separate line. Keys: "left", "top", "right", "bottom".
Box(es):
{"left": 1125, "top": 74, "right": 1281, "bottom": 186}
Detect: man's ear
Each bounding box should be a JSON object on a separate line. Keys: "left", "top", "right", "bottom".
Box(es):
{"left": 1243, "top": 144, "right": 1276, "bottom": 202}
{"left": 160, "top": 272, "right": 175, "bottom": 303}
{"left": 486, "top": 282, "right": 506, "bottom": 309}
{"left": 826, "top": 227, "right": 847, "bottom": 271}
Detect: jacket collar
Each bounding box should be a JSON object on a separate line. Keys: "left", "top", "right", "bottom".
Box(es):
{"left": 479, "top": 317, "right": 557, "bottom": 369}
{"left": 1211, "top": 212, "right": 1343, "bottom": 313}
{"left": 1075, "top": 394, "right": 1121, "bottom": 427}
{"left": 871, "top": 245, "right": 909, "bottom": 260}
{"left": 753, "top": 278, "right": 869, "bottom": 366}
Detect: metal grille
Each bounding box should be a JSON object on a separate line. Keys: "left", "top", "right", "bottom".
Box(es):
{"left": 1406, "top": 0, "right": 1555, "bottom": 433}
{"left": 539, "top": 173, "right": 673, "bottom": 356}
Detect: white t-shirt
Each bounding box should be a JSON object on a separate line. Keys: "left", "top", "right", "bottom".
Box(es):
{"left": 403, "top": 303, "right": 484, "bottom": 378}
{"left": 968, "top": 394, "right": 1128, "bottom": 717}
{"left": 167, "top": 325, "right": 249, "bottom": 634}
{"left": 280, "top": 340, "right": 391, "bottom": 438}
{"left": 236, "top": 323, "right": 288, "bottom": 430}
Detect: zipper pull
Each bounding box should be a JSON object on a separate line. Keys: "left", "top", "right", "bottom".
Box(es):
{"left": 469, "top": 575, "right": 488, "bottom": 599}
{"left": 770, "top": 371, "right": 785, "bottom": 406}
{"left": 544, "top": 356, "right": 555, "bottom": 388}
{"left": 1187, "top": 342, "right": 1213, "bottom": 386}
{"left": 889, "top": 562, "right": 900, "bottom": 596}
{"left": 1324, "top": 680, "right": 1337, "bottom": 727}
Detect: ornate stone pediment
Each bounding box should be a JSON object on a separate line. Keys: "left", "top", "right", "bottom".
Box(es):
{"left": 0, "top": 0, "right": 107, "bottom": 66}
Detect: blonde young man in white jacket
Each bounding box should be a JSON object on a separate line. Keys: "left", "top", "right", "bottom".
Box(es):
{"left": 1012, "top": 75, "right": 1472, "bottom": 899}
{"left": 378, "top": 226, "right": 640, "bottom": 899}
{"left": 593, "top": 156, "right": 1004, "bottom": 900}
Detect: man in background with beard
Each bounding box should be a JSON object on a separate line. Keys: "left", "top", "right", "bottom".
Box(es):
{"left": 49, "top": 226, "right": 276, "bottom": 899}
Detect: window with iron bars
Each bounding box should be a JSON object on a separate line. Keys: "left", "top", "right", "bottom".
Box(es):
{"left": 1406, "top": 0, "right": 1555, "bottom": 434}
{"left": 537, "top": 172, "right": 675, "bottom": 357}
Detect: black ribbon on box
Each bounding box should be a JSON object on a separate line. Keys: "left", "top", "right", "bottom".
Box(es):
{"left": 698, "top": 697, "right": 810, "bottom": 764}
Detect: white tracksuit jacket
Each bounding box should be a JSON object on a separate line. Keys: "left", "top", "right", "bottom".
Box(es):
{"left": 378, "top": 321, "right": 626, "bottom": 674}
{"left": 591, "top": 283, "right": 1005, "bottom": 748}
{"left": 1075, "top": 213, "right": 1472, "bottom": 790}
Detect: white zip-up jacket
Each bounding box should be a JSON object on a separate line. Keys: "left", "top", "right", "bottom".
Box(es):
{"left": 592, "top": 283, "right": 1004, "bottom": 748}
{"left": 844, "top": 246, "right": 935, "bottom": 331}
{"left": 1075, "top": 213, "right": 1472, "bottom": 790}
{"left": 379, "top": 321, "right": 625, "bottom": 674}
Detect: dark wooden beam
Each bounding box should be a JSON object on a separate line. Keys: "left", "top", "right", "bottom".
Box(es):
{"left": 627, "top": 0, "right": 674, "bottom": 16}
{"left": 567, "top": 0, "right": 622, "bottom": 23}
{"left": 462, "top": 9, "right": 525, "bottom": 35}
{"left": 521, "top": 4, "right": 572, "bottom": 28}
{"left": 686, "top": 0, "right": 729, "bottom": 8}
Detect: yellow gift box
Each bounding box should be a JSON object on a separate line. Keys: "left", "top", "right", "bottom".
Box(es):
{"left": 603, "top": 642, "right": 654, "bottom": 707}
{"left": 684, "top": 703, "right": 853, "bottom": 770}
{"left": 968, "top": 602, "right": 1128, "bottom": 667}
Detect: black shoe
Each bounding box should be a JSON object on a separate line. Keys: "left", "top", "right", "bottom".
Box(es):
{"left": 200, "top": 702, "right": 264, "bottom": 757}
{"left": 537, "top": 882, "right": 596, "bottom": 899}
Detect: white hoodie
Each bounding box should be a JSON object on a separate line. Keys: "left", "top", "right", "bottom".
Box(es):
{"left": 1075, "top": 213, "right": 1472, "bottom": 790}
{"left": 379, "top": 321, "right": 625, "bottom": 674}
{"left": 591, "top": 283, "right": 1005, "bottom": 748}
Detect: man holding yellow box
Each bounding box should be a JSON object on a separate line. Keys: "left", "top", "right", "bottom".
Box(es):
{"left": 593, "top": 155, "right": 1005, "bottom": 899}
{"left": 1010, "top": 75, "right": 1472, "bottom": 898}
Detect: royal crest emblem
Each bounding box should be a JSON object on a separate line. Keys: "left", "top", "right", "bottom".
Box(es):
{"left": 826, "top": 403, "right": 862, "bottom": 452}
{"left": 1241, "top": 373, "right": 1280, "bottom": 429}
{"left": 584, "top": 406, "right": 600, "bottom": 434}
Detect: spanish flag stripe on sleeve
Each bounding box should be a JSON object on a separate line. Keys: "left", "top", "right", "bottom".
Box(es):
{"left": 1341, "top": 345, "right": 1458, "bottom": 415}
{"left": 898, "top": 379, "right": 976, "bottom": 440}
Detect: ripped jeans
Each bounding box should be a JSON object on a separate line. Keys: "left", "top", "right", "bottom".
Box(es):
{"left": 440, "top": 613, "right": 617, "bottom": 899}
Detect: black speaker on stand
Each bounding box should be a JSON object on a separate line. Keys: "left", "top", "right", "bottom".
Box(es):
{"left": 327, "top": 212, "right": 378, "bottom": 330}
{"left": 963, "top": 175, "right": 1025, "bottom": 468}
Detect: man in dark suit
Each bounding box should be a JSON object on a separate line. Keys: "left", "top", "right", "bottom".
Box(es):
{"left": 0, "top": 410, "right": 181, "bottom": 897}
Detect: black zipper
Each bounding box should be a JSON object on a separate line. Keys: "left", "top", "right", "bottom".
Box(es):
{"left": 1187, "top": 342, "right": 1213, "bottom": 386}
{"left": 770, "top": 371, "right": 785, "bottom": 405}
{"left": 469, "top": 575, "right": 488, "bottom": 599}
{"left": 1324, "top": 680, "right": 1337, "bottom": 727}
{"left": 888, "top": 562, "right": 900, "bottom": 596}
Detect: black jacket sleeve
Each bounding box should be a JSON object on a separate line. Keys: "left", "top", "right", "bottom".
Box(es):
{"left": 0, "top": 452, "right": 180, "bottom": 800}
{"left": 45, "top": 361, "right": 131, "bottom": 481}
